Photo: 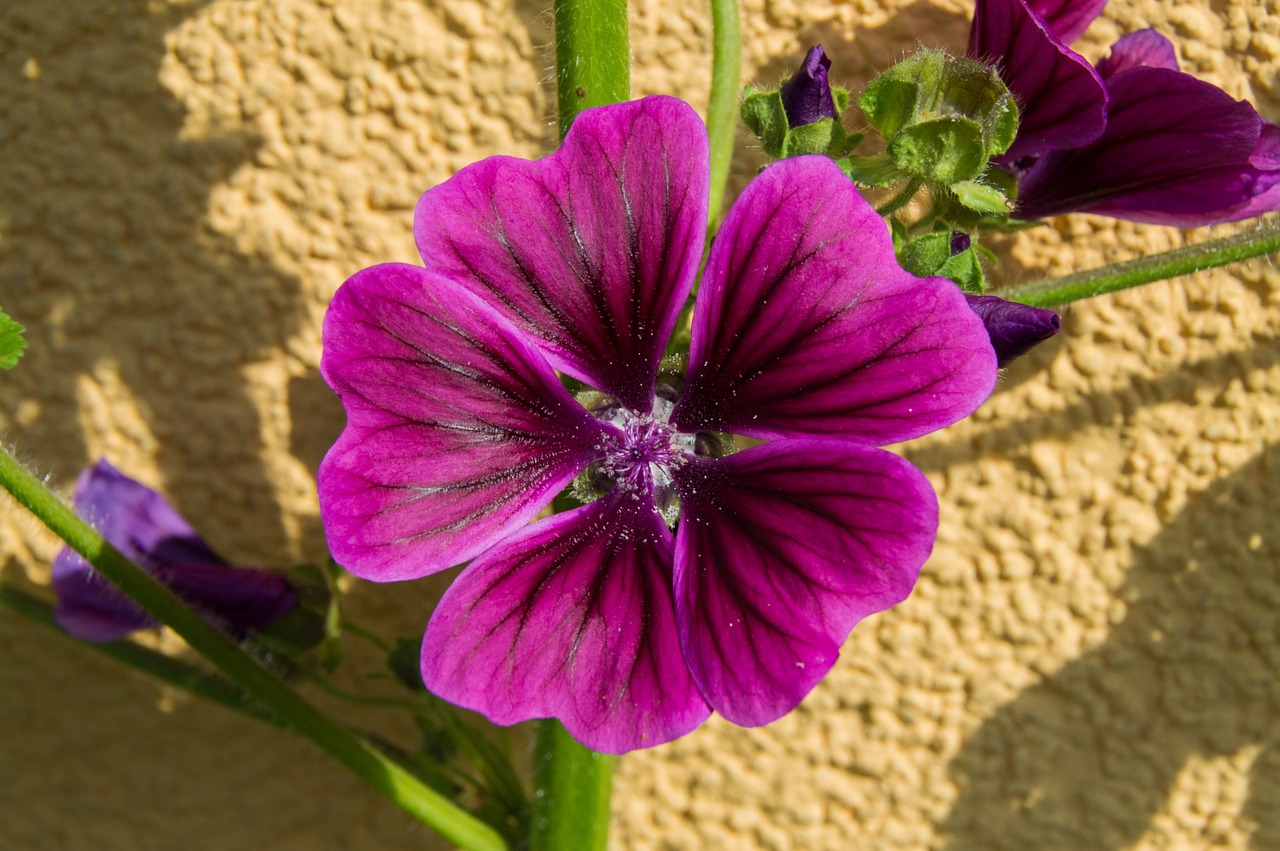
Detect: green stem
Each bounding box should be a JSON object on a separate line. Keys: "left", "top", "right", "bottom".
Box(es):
{"left": 706, "top": 0, "right": 741, "bottom": 227}
{"left": 875, "top": 177, "right": 922, "bottom": 218}
{"left": 530, "top": 720, "right": 615, "bottom": 851}
{"left": 0, "top": 582, "right": 281, "bottom": 727}
{"left": 1002, "top": 216, "right": 1280, "bottom": 307}
{"left": 0, "top": 447, "right": 508, "bottom": 851}
{"left": 554, "top": 0, "right": 630, "bottom": 140}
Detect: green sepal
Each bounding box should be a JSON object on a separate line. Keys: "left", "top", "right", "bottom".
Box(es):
{"left": 741, "top": 88, "right": 790, "bottom": 158}
{"left": 889, "top": 217, "right": 910, "bottom": 252}
{"left": 897, "top": 231, "right": 987, "bottom": 292}
{"left": 832, "top": 85, "right": 850, "bottom": 114}
{"left": 781, "top": 117, "right": 846, "bottom": 157}
{"left": 0, "top": 307, "right": 26, "bottom": 370}
{"left": 253, "top": 562, "right": 342, "bottom": 673}
{"left": 950, "top": 179, "right": 1010, "bottom": 214}
{"left": 836, "top": 153, "right": 903, "bottom": 187}
{"left": 887, "top": 116, "right": 986, "bottom": 183}
{"left": 388, "top": 635, "right": 428, "bottom": 692}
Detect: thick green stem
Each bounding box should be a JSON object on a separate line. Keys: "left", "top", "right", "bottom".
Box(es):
{"left": 530, "top": 720, "right": 615, "bottom": 851}
{"left": 0, "top": 446, "right": 508, "bottom": 851}
{"left": 1002, "top": 216, "right": 1280, "bottom": 307}
{"left": 706, "top": 0, "right": 741, "bottom": 227}
{"left": 554, "top": 0, "right": 630, "bottom": 139}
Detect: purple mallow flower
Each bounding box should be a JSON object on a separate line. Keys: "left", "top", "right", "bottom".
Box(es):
{"left": 780, "top": 45, "right": 836, "bottom": 127}
{"left": 318, "top": 97, "right": 997, "bottom": 753}
{"left": 52, "top": 460, "right": 297, "bottom": 643}
{"left": 1015, "top": 29, "right": 1280, "bottom": 224}
{"left": 970, "top": 0, "right": 1280, "bottom": 224}
{"left": 964, "top": 294, "right": 1061, "bottom": 366}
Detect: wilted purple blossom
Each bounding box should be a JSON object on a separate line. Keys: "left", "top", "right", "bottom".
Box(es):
{"left": 970, "top": 0, "right": 1280, "bottom": 224}
{"left": 780, "top": 45, "right": 837, "bottom": 127}
{"left": 318, "top": 97, "right": 997, "bottom": 753}
{"left": 53, "top": 460, "right": 297, "bottom": 643}
{"left": 964, "top": 294, "right": 1062, "bottom": 366}
{"left": 1015, "top": 29, "right": 1280, "bottom": 224}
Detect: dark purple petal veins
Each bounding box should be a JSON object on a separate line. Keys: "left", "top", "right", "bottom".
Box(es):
{"left": 413, "top": 97, "right": 709, "bottom": 411}
{"left": 1015, "top": 65, "right": 1276, "bottom": 225}
{"left": 672, "top": 440, "right": 936, "bottom": 726}
{"left": 1023, "top": 0, "right": 1108, "bottom": 44}
{"left": 53, "top": 460, "right": 296, "bottom": 643}
{"left": 421, "top": 492, "right": 710, "bottom": 753}
{"left": 969, "top": 0, "right": 1107, "bottom": 163}
{"left": 964, "top": 294, "right": 1061, "bottom": 367}
{"left": 1095, "top": 28, "right": 1180, "bottom": 78}
{"left": 673, "top": 155, "right": 997, "bottom": 444}
{"left": 780, "top": 45, "right": 836, "bottom": 128}
{"left": 318, "top": 263, "right": 609, "bottom": 581}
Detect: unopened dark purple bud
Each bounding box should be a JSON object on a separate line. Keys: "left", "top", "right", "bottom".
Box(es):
{"left": 780, "top": 45, "right": 836, "bottom": 128}
{"left": 964, "top": 294, "right": 1061, "bottom": 367}
{"left": 950, "top": 231, "right": 972, "bottom": 255}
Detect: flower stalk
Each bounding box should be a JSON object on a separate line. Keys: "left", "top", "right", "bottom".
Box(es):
{"left": 706, "top": 0, "right": 741, "bottom": 227}
{"left": 554, "top": 0, "right": 630, "bottom": 139}
{"left": 0, "top": 445, "right": 508, "bottom": 851}
{"left": 530, "top": 720, "right": 616, "bottom": 851}
{"left": 1002, "top": 216, "right": 1280, "bottom": 307}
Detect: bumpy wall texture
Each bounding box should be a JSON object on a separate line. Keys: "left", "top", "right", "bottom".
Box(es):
{"left": 2, "top": 0, "right": 1279, "bottom": 848}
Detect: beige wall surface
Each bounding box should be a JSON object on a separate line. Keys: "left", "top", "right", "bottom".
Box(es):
{"left": 1, "top": 0, "right": 1278, "bottom": 848}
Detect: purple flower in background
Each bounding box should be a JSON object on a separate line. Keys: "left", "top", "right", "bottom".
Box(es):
{"left": 53, "top": 460, "right": 297, "bottom": 643}
{"left": 964, "top": 294, "right": 1062, "bottom": 366}
{"left": 971, "top": 0, "right": 1280, "bottom": 224}
{"left": 1015, "top": 29, "right": 1280, "bottom": 224}
{"left": 780, "top": 45, "right": 836, "bottom": 127}
{"left": 968, "top": 0, "right": 1108, "bottom": 165}
{"left": 319, "top": 97, "right": 997, "bottom": 753}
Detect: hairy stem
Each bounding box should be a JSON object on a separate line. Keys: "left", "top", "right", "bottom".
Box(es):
{"left": 1002, "top": 216, "right": 1280, "bottom": 307}
{"left": 530, "top": 720, "right": 615, "bottom": 851}
{"left": 706, "top": 0, "right": 741, "bottom": 227}
{"left": 554, "top": 0, "right": 630, "bottom": 139}
{"left": 0, "top": 446, "right": 508, "bottom": 851}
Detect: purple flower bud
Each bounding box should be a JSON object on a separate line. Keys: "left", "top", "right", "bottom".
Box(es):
{"left": 964, "top": 294, "right": 1061, "bottom": 366}
{"left": 52, "top": 460, "right": 298, "bottom": 643}
{"left": 950, "top": 231, "right": 972, "bottom": 255}
{"left": 780, "top": 45, "right": 836, "bottom": 128}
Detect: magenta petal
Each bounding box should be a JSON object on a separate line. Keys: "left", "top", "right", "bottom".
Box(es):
{"left": 413, "top": 97, "right": 709, "bottom": 411}
{"left": 1023, "top": 0, "right": 1107, "bottom": 44}
{"left": 52, "top": 460, "right": 296, "bottom": 643}
{"left": 1096, "top": 28, "right": 1180, "bottom": 77}
{"left": 318, "top": 263, "right": 608, "bottom": 581}
{"left": 969, "top": 0, "right": 1108, "bottom": 162}
{"left": 673, "top": 440, "right": 936, "bottom": 726}
{"left": 421, "top": 492, "right": 710, "bottom": 753}
{"left": 673, "top": 156, "right": 997, "bottom": 444}
{"left": 1015, "top": 66, "right": 1273, "bottom": 224}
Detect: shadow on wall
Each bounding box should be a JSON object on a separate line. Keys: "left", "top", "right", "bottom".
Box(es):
{"left": 0, "top": 0, "right": 305, "bottom": 561}
{"left": 942, "top": 445, "right": 1280, "bottom": 850}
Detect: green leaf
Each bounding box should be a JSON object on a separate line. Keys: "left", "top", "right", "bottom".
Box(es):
{"left": 741, "top": 89, "right": 790, "bottom": 158}
{"left": 938, "top": 247, "right": 987, "bottom": 293}
{"left": 898, "top": 232, "right": 953, "bottom": 278}
{"left": 951, "top": 179, "right": 1010, "bottom": 214}
{"left": 0, "top": 308, "right": 27, "bottom": 370}
{"left": 832, "top": 86, "right": 850, "bottom": 115}
{"left": 858, "top": 75, "right": 922, "bottom": 140}
{"left": 887, "top": 116, "right": 986, "bottom": 183}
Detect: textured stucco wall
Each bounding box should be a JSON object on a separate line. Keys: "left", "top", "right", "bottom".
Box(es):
{"left": 1, "top": 0, "right": 1278, "bottom": 848}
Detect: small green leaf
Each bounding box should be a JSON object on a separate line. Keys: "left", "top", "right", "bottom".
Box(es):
{"left": 951, "top": 179, "right": 1010, "bottom": 214}
{"left": 741, "top": 89, "right": 790, "bottom": 158}
{"left": 938, "top": 247, "right": 987, "bottom": 293}
{"left": 832, "top": 86, "right": 851, "bottom": 115}
{"left": 858, "top": 76, "right": 921, "bottom": 140}
{"left": 0, "top": 308, "right": 27, "bottom": 370}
